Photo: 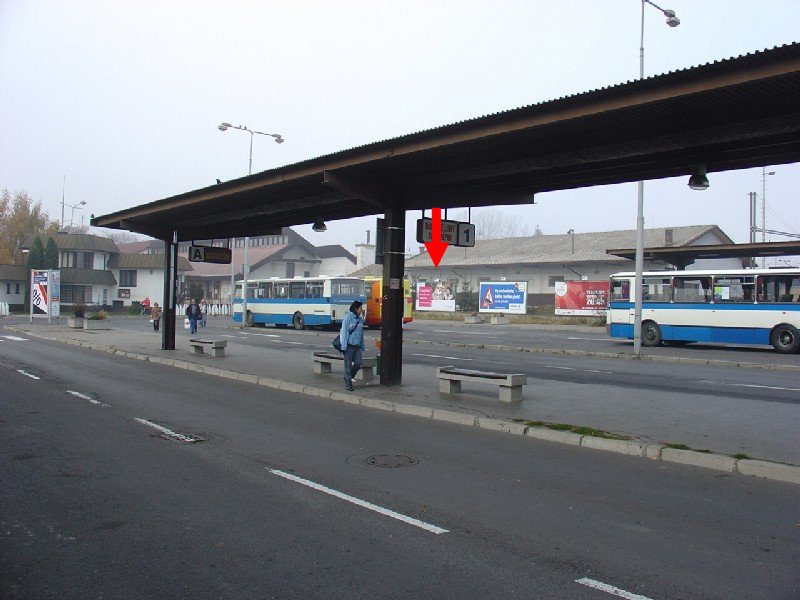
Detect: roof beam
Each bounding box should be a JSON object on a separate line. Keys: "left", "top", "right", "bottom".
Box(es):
{"left": 323, "top": 171, "right": 399, "bottom": 209}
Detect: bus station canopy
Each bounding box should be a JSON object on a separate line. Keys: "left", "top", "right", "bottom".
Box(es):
{"left": 607, "top": 241, "right": 800, "bottom": 270}
{"left": 92, "top": 43, "right": 800, "bottom": 241}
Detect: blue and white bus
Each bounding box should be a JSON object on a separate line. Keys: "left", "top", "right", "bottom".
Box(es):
{"left": 607, "top": 268, "right": 800, "bottom": 353}
{"left": 233, "top": 276, "right": 366, "bottom": 329}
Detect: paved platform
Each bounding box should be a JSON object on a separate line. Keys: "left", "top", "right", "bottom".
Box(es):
{"left": 3, "top": 317, "right": 798, "bottom": 484}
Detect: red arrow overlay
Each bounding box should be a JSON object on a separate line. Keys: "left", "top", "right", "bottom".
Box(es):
{"left": 425, "top": 207, "right": 448, "bottom": 267}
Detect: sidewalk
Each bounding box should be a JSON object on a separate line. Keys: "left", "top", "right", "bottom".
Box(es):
{"left": 5, "top": 319, "right": 799, "bottom": 485}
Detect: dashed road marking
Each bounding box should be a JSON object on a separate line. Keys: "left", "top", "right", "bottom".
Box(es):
{"left": 133, "top": 418, "right": 200, "bottom": 443}
{"left": 702, "top": 380, "right": 800, "bottom": 392}
{"left": 414, "top": 353, "right": 474, "bottom": 361}
{"left": 67, "top": 390, "right": 108, "bottom": 406}
{"left": 16, "top": 369, "right": 40, "bottom": 379}
{"left": 1, "top": 335, "right": 28, "bottom": 341}
{"left": 269, "top": 469, "right": 449, "bottom": 535}
{"left": 576, "top": 578, "right": 652, "bottom": 600}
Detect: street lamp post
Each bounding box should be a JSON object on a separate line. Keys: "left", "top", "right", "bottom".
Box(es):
{"left": 633, "top": 0, "right": 680, "bottom": 355}
{"left": 65, "top": 200, "right": 86, "bottom": 233}
{"left": 218, "top": 123, "right": 284, "bottom": 327}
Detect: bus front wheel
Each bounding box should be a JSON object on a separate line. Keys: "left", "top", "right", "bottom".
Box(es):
{"left": 641, "top": 321, "right": 662, "bottom": 347}
{"left": 770, "top": 324, "right": 800, "bottom": 354}
{"left": 293, "top": 312, "right": 305, "bottom": 330}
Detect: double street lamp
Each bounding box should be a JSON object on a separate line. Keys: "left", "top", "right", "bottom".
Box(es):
{"left": 63, "top": 200, "right": 86, "bottom": 232}
{"left": 632, "top": 0, "right": 680, "bottom": 355}
{"left": 218, "top": 122, "right": 284, "bottom": 326}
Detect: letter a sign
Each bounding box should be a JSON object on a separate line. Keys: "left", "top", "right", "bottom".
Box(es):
{"left": 189, "top": 246, "right": 205, "bottom": 262}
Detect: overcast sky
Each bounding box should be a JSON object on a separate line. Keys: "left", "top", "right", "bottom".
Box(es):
{"left": 2, "top": 0, "right": 798, "bottom": 259}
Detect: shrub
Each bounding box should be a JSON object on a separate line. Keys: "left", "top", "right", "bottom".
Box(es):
{"left": 87, "top": 310, "right": 108, "bottom": 320}
{"left": 129, "top": 301, "right": 142, "bottom": 315}
{"left": 72, "top": 304, "right": 87, "bottom": 318}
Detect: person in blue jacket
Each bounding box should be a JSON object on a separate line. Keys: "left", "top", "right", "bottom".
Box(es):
{"left": 339, "top": 301, "right": 365, "bottom": 391}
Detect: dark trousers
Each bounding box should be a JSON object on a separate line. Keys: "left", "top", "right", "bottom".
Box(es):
{"left": 343, "top": 345, "right": 362, "bottom": 381}
{"left": 153, "top": 319, "right": 160, "bottom": 332}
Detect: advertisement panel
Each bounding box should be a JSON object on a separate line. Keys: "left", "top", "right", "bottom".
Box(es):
{"left": 50, "top": 270, "right": 60, "bottom": 317}
{"left": 415, "top": 281, "right": 456, "bottom": 312}
{"left": 554, "top": 280, "right": 610, "bottom": 316}
{"left": 31, "top": 270, "right": 49, "bottom": 316}
{"left": 478, "top": 281, "right": 527, "bottom": 314}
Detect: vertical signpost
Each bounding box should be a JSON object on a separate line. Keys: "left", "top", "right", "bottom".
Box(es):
{"left": 30, "top": 269, "right": 60, "bottom": 323}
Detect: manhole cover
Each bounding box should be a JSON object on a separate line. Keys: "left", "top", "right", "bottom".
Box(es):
{"left": 364, "top": 454, "right": 419, "bottom": 468}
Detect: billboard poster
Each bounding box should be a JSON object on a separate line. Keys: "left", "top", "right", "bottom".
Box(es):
{"left": 554, "top": 280, "right": 610, "bottom": 316}
{"left": 415, "top": 281, "right": 456, "bottom": 312}
{"left": 478, "top": 281, "right": 527, "bottom": 314}
{"left": 50, "top": 270, "right": 60, "bottom": 317}
{"left": 31, "top": 270, "right": 49, "bottom": 316}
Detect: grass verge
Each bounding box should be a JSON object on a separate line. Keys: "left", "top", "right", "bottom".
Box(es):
{"left": 511, "top": 419, "right": 630, "bottom": 440}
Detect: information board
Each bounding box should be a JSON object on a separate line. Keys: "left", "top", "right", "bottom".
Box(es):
{"left": 478, "top": 281, "right": 527, "bottom": 314}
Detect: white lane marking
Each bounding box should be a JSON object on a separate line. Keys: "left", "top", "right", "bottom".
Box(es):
{"left": 269, "top": 469, "right": 449, "bottom": 535}
{"left": 546, "top": 365, "right": 577, "bottom": 371}
{"left": 1, "top": 335, "right": 28, "bottom": 341}
{"left": 701, "top": 380, "right": 800, "bottom": 392}
{"left": 545, "top": 365, "right": 613, "bottom": 374}
{"left": 432, "top": 330, "right": 493, "bottom": 336}
{"left": 16, "top": 369, "right": 40, "bottom": 380}
{"left": 239, "top": 332, "right": 281, "bottom": 338}
{"left": 270, "top": 339, "right": 305, "bottom": 345}
{"left": 566, "top": 336, "right": 611, "bottom": 341}
{"left": 414, "top": 353, "right": 474, "bottom": 361}
{"left": 134, "top": 418, "right": 199, "bottom": 443}
{"left": 67, "top": 390, "right": 108, "bottom": 406}
{"left": 576, "top": 578, "right": 653, "bottom": 600}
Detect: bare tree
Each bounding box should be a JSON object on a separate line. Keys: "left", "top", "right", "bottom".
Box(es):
{"left": 450, "top": 208, "right": 532, "bottom": 240}
{"left": 104, "top": 231, "right": 146, "bottom": 245}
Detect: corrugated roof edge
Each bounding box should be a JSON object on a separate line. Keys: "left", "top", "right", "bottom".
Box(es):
{"left": 103, "top": 42, "right": 799, "bottom": 214}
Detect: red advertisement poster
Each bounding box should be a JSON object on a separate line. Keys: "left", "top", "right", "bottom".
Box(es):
{"left": 554, "top": 280, "right": 610, "bottom": 316}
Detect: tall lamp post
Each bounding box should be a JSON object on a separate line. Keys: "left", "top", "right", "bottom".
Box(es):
{"left": 633, "top": 0, "right": 680, "bottom": 355}
{"left": 218, "top": 122, "right": 284, "bottom": 327}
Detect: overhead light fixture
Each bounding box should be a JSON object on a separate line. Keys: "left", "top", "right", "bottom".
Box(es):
{"left": 688, "top": 164, "right": 710, "bottom": 191}
{"left": 312, "top": 218, "right": 327, "bottom": 232}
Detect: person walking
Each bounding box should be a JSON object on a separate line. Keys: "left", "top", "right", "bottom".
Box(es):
{"left": 185, "top": 298, "right": 201, "bottom": 335}
{"left": 339, "top": 301, "right": 365, "bottom": 391}
{"left": 151, "top": 302, "right": 162, "bottom": 332}
{"left": 200, "top": 299, "right": 208, "bottom": 327}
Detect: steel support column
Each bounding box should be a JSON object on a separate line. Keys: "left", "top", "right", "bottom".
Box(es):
{"left": 380, "top": 207, "right": 405, "bottom": 386}
{"left": 161, "top": 231, "right": 179, "bottom": 350}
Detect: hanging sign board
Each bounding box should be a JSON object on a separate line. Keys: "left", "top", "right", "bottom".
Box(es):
{"left": 415, "top": 218, "right": 476, "bottom": 247}
{"left": 188, "top": 245, "right": 232, "bottom": 264}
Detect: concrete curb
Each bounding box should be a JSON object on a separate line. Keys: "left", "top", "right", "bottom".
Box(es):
{"left": 8, "top": 325, "right": 800, "bottom": 485}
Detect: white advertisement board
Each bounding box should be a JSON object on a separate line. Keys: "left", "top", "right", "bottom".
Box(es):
{"left": 415, "top": 281, "right": 456, "bottom": 312}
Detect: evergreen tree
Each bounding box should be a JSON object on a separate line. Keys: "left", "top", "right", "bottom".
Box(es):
{"left": 44, "top": 237, "right": 59, "bottom": 269}
{"left": 26, "top": 237, "right": 45, "bottom": 270}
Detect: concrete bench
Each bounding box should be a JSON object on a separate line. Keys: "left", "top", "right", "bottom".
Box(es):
{"left": 313, "top": 352, "right": 376, "bottom": 381}
{"left": 189, "top": 338, "right": 227, "bottom": 357}
{"left": 436, "top": 366, "right": 526, "bottom": 403}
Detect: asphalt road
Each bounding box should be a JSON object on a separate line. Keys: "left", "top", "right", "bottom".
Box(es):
{"left": 2, "top": 335, "right": 798, "bottom": 599}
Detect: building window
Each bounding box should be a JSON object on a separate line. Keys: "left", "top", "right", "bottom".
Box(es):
{"left": 119, "top": 270, "right": 137, "bottom": 287}
{"left": 5, "top": 283, "right": 9, "bottom": 294}
{"left": 83, "top": 252, "right": 94, "bottom": 269}
{"left": 60, "top": 251, "right": 77, "bottom": 267}
{"left": 285, "top": 263, "right": 295, "bottom": 278}
{"left": 15, "top": 283, "right": 20, "bottom": 294}
{"left": 303, "top": 271, "right": 311, "bottom": 277}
